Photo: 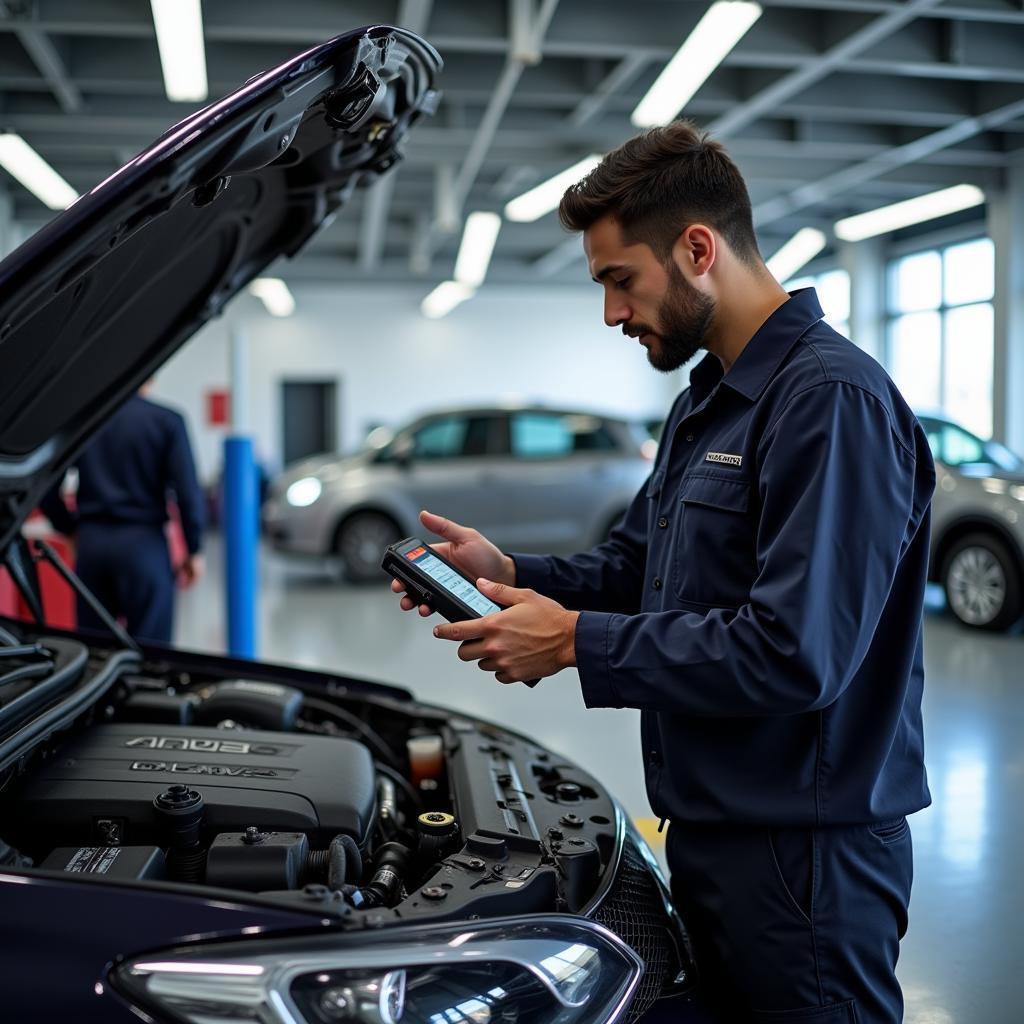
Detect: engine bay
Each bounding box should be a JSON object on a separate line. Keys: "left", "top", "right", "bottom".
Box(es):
{"left": 0, "top": 633, "right": 627, "bottom": 925}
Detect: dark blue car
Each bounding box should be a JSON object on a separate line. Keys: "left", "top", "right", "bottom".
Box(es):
{"left": 0, "top": 26, "right": 693, "bottom": 1024}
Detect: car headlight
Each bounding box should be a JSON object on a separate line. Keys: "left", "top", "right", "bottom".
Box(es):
{"left": 286, "top": 477, "right": 323, "bottom": 507}
{"left": 112, "top": 916, "right": 643, "bottom": 1024}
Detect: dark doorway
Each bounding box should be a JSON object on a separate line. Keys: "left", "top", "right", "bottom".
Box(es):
{"left": 281, "top": 379, "right": 338, "bottom": 465}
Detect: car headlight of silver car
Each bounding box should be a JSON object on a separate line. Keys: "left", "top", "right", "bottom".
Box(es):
{"left": 112, "top": 916, "right": 644, "bottom": 1024}
{"left": 286, "top": 476, "right": 323, "bottom": 507}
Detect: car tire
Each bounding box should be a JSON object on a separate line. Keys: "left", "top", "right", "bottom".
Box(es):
{"left": 335, "top": 511, "right": 402, "bottom": 583}
{"left": 941, "top": 531, "right": 1023, "bottom": 631}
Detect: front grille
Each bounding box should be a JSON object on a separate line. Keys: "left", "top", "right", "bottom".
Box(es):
{"left": 592, "top": 836, "right": 686, "bottom": 1022}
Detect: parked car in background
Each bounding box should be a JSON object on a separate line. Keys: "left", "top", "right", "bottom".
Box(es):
{"left": 920, "top": 414, "right": 1024, "bottom": 631}
{"left": 264, "top": 405, "right": 660, "bottom": 581}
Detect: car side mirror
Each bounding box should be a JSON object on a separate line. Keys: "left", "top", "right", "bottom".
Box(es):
{"left": 392, "top": 438, "right": 414, "bottom": 468}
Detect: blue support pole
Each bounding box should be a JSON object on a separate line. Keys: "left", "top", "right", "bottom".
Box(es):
{"left": 224, "top": 435, "right": 258, "bottom": 658}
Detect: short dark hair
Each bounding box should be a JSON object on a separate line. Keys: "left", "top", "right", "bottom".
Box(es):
{"left": 558, "top": 120, "right": 762, "bottom": 265}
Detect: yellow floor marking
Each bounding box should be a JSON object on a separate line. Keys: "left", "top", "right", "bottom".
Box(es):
{"left": 633, "top": 815, "right": 668, "bottom": 873}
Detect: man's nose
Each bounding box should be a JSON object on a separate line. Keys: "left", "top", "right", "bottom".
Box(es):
{"left": 604, "top": 294, "right": 631, "bottom": 328}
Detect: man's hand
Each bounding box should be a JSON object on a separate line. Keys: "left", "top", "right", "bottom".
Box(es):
{"left": 433, "top": 579, "right": 579, "bottom": 684}
{"left": 391, "top": 510, "right": 516, "bottom": 616}
{"left": 177, "top": 553, "right": 205, "bottom": 589}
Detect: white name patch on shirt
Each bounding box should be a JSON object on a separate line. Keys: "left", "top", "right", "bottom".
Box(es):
{"left": 705, "top": 451, "right": 743, "bottom": 467}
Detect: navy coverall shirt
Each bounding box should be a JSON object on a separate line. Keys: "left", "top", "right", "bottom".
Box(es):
{"left": 515, "top": 289, "right": 934, "bottom": 827}
{"left": 43, "top": 395, "right": 205, "bottom": 554}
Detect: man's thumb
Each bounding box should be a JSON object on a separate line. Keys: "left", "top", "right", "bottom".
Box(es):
{"left": 478, "top": 578, "right": 529, "bottom": 605}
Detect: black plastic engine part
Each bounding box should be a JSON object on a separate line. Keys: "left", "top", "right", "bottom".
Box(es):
{"left": 416, "top": 810, "right": 460, "bottom": 868}
{"left": 118, "top": 692, "right": 196, "bottom": 725}
{"left": 15, "top": 724, "right": 377, "bottom": 848}
{"left": 205, "top": 829, "right": 309, "bottom": 891}
{"left": 352, "top": 841, "right": 410, "bottom": 909}
{"left": 553, "top": 835, "right": 601, "bottom": 912}
{"left": 41, "top": 845, "right": 166, "bottom": 880}
{"left": 192, "top": 680, "right": 304, "bottom": 731}
{"left": 154, "top": 784, "right": 205, "bottom": 882}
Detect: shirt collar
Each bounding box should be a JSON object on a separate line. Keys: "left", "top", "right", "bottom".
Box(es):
{"left": 718, "top": 288, "right": 825, "bottom": 402}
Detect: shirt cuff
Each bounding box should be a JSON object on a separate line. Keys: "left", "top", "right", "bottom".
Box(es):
{"left": 574, "top": 611, "right": 624, "bottom": 709}
{"left": 508, "top": 552, "right": 555, "bottom": 591}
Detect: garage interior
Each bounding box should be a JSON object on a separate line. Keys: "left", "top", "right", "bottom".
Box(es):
{"left": 1, "top": 1, "right": 1022, "bottom": 1021}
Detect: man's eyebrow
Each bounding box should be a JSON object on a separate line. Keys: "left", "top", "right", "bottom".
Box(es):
{"left": 592, "top": 263, "right": 628, "bottom": 283}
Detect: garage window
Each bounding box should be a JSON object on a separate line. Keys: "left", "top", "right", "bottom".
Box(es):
{"left": 886, "top": 238, "right": 994, "bottom": 438}
{"left": 783, "top": 268, "right": 850, "bottom": 337}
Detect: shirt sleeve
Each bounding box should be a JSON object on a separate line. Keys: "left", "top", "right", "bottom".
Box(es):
{"left": 39, "top": 477, "right": 78, "bottom": 537}
{"left": 574, "top": 381, "right": 933, "bottom": 716}
{"left": 165, "top": 414, "right": 206, "bottom": 555}
{"left": 511, "top": 469, "right": 651, "bottom": 615}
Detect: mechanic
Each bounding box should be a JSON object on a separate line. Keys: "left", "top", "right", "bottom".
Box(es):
{"left": 392, "top": 121, "right": 934, "bottom": 1023}
{"left": 41, "top": 381, "right": 205, "bottom": 644}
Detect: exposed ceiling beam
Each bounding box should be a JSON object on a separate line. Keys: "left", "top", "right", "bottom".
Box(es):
{"left": 396, "top": 0, "right": 433, "bottom": 36}
{"left": 12, "top": 25, "right": 82, "bottom": 113}
{"left": 755, "top": 93, "right": 1024, "bottom": 227}
{"left": 533, "top": 235, "right": 584, "bottom": 277}
{"left": 567, "top": 53, "right": 647, "bottom": 128}
{"left": 710, "top": 0, "right": 945, "bottom": 138}
{"left": 357, "top": 172, "right": 398, "bottom": 272}
{"left": 448, "top": 0, "right": 561, "bottom": 219}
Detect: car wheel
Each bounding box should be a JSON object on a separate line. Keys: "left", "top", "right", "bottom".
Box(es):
{"left": 942, "top": 532, "right": 1023, "bottom": 631}
{"left": 335, "top": 511, "right": 401, "bottom": 583}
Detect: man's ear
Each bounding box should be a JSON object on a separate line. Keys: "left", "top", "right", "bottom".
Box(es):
{"left": 673, "top": 224, "right": 716, "bottom": 278}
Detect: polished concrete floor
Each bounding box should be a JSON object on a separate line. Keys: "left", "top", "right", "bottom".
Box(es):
{"left": 177, "top": 540, "right": 1022, "bottom": 1023}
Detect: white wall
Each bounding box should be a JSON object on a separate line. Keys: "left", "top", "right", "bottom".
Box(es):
{"left": 153, "top": 284, "right": 684, "bottom": 482}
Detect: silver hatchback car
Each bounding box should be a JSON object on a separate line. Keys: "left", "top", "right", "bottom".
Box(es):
{"left": 264, "top": 405, "right": 658, "bottom": 581}
{"left": 921, "top": 414, "right": 1024, "bottom": 631}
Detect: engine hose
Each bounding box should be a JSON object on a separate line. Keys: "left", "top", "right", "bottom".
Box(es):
{"left": 328, "top": 834, "right": 362, "bottom": 890}
{"left": 305, "top": 835, "right": 364, "bottom": 889}
{"left": 350, "top": 841, "right": 411, "bottom": 909}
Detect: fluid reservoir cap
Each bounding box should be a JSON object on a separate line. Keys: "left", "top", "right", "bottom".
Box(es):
{"left": 417, "top": 811, "right": 456, "bottom": 831}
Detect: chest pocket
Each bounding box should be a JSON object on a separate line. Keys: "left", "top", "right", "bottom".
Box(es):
{"left": 672, "top": 473, "right": 758, "bottom": 608}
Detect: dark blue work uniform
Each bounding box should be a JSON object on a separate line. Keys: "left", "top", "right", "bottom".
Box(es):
{"left": 514, "top": 289, "right": 934, "bottom": 1023}
{"left": 42, "top": 395, "right": 205, "bottom": 644}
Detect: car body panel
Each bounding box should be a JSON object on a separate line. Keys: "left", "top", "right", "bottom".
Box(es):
{"left": 919, "top": 415, "right": 1024, "bottom": 583}
{"left": 265, "top": 406, "right": 654, "bottom": 559}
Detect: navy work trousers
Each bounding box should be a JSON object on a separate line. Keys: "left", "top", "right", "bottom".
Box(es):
{"left": 666, "top": 817, "right": 913, "bottom": 1023}
{"left": 75, "top": 522, "right": 175, "bottom": 644}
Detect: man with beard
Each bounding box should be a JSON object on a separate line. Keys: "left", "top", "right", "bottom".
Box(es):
{"left": 390, "top": 121, "right": 934, "bottom": 1024}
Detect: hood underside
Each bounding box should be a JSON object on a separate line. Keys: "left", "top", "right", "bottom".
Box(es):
{"left": 0, "top": 25, "right": 440, "bottom": 554}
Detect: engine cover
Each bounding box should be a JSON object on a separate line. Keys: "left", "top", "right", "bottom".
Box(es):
{"left": 16, "top": 724, "right": 376, "bottom": 848}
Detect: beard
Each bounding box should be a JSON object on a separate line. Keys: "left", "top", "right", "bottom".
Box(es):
{"left": 632, "top": 262, "right": 716, "bottom": 373}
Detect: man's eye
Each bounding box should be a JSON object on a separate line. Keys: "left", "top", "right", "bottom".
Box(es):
{"left": 615, "top": 277, "right": 631, "bottom": 289}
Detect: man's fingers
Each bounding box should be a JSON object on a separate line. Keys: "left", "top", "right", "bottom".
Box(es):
{"left": 391, "top": 579, "right": 405, "bottom": 594}
{"left": 418, "top": 604, "right": 432, "bottom": 617}
{"left": 433, "top": 615, "right": 495, "bottom": 642}
{"left": 456, "top": 639, "right": 487, "bottom": 662}
{"left": 477, "top": 579, "right": 533, "bottom": 606}
{"left": 420, "top": 509, "right": 473, "bottom": 543}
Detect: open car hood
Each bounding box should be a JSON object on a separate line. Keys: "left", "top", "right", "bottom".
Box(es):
{"left": 0, "top": 25, "right": 440, "bottom": 554}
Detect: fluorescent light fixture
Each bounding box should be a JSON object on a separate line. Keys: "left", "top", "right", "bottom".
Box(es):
{"left": 151, "top": 0, "right": 208, "bottom": 102}
{"left": 454, "top": 211, "right": 502, "bottom": 288}
{"left": 421, "top": 281, "right": 474, "bottom": 319}
{"left": 766, "top": 228, "right": 827, "bottom": 282}
{"left": 248, "top": 278, "right": 295, "bottom": 317}
{"left": 834, "top": 185, "right": 986, "bottom": 242}
{"left": 631, "top": 1, "right": 762, "bottom": 128}
{"left": 504, "top": 155, "right": 602, "bottom": 223}
{"left": 0, "top": 133, "right": 78, "bottom": 210}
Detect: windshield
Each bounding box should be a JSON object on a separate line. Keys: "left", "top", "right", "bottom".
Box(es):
{"left": 921, "top": 418, "right": 1024, "bottom": 473}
